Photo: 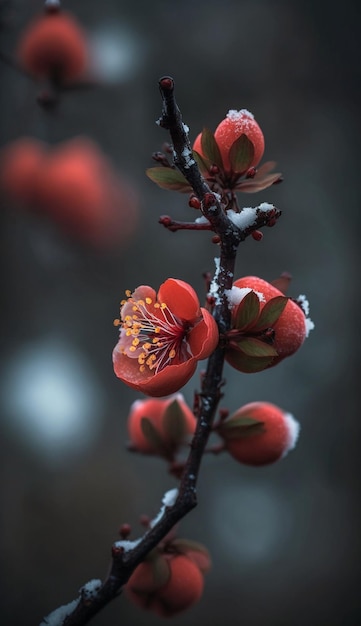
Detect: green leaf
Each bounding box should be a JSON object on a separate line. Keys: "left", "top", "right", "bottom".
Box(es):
{"left": 235, "top": 172, "right": 283, "bottom": 193}
{"left": 229, "top": 134, "right": 254, "bottom": 173}
{"left": 146, "top": 167, "right": 192, "bottom": 192}
{"left": 225, "top": 348, "right": 275, "bottom": 373}
{"left": 234, "top": 290, "right": 260, "bottom": 330}
{"left": 252, "top": 296, "right": 288, "bottom": 331}
{"left": 193, "top": 150, "right": 211, "bottom": 174}
{"left": 162, "top": 400, "right": 187, "bottom": 446}
{"left": 220, "top": 415, "right": 265, "bottom": 439}
{"left": 171, "top": 539, "right": 211, "bottom": 572}
{"left": 201, "top": 128, "right": 224, "bottom": 169}
{"left": 236, "top": 337, "right": 279, "bottom": 357}
{"left": 140, "top": 417, "right": 166, "bottom": 454}
{"left": 151, "top": 554, "right": 171, "bottom": 588}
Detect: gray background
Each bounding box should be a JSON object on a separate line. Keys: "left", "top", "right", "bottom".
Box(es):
{"left": 0, "top": 0, "right": 360, "bottom": 625}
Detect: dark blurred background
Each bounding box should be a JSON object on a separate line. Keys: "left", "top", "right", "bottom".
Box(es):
{"left": 1, "top": 0, "right": 360, "bottom": 625}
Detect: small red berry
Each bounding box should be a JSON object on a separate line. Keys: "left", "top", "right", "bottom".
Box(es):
{"left": 159, "top": 76, "right": 174, "bottom": 90}
{"left": 220, "top": 401, "right": 300, "bottom": 466}
{"left": 119, "top": 523, "right": 132, "bottom": 539}
{"left": 251, "top": 230, "right": 263, "bottom": 241}
{"left": 188, "top": 195, "right": 201, "bottom": 210}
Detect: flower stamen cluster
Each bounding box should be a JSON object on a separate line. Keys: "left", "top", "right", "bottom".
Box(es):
{"left": 118, "top": 292, "right": 191, "bottom": 374}
{"left": 113, "top": 279, "right": 219, "bottom": 397}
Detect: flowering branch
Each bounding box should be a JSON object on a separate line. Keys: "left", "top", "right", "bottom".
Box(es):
{"left": 41, "top": 76, "right": 282, "bottom": 626}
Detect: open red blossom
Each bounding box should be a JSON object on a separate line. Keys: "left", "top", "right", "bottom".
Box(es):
{"left": 113, "top": 279, "right": 219, "bottom": 397}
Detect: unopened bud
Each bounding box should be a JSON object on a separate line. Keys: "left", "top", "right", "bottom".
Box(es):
{"left": 203, "top": 193, "right": 216, "bottom": 209}
{"left": 189, "top": 195, "right": 201, "bottom": 210}
{"left": 159, "top": 76, "right": 174, "bottom": 90}
{"left": 251, "top": 230, "right": 263, "bottom": 241}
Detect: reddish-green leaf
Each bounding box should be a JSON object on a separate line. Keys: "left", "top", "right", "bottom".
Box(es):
{"left": 146, "top": 167, "right": 192, "bottom": 192}
{"left": 192, "top": 150, "right": 212, "bottom": 174}
{"left": 252, "top": 296, "right": 288, "bottom": 331}
{"left": 220, "top": 415, "right": 265, "bottom": 439}
{"left": 201, "top": 128, "right": 224, "bottom": 169}
{"left": 270, "top": 273, "right": 291, "bottom": 294}
{"left": 256, "top": 160, "right": 277, "bottom": 175}
{"left": 225, "top": 347, "right": 275, "bottom": 373}
{"left": 171, "top": 539, "right": 211, "bottom": 572}
{"left": 236, "top": 337, "right": 279, "bottom": 357}
{"left": 235, "top": 172, "right": 282, "bottom": 193}
{"left": 171, "top": 538, "right": 208, "bottom": 556}
{"left": 229, "top": 134, "right": 254, "bottom": 173}
{"left": 151, "top": 554, "right": 171, "bottom": 588}
{"left": 162, "top": 399, "right": 187, "bottom": 446}
{"left": 141, "top": 417, "right": 165, "bottom": 454}
{"left": 234, "top": 290, "right": 260, "bottom": 330}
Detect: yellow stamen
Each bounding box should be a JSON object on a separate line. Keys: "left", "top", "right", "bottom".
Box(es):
{"left": 119, "top": 287, "right": 188, "bottom": 375}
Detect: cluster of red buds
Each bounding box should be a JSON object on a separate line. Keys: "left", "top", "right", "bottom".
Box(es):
{"left": 0, "top": 136, "right": 138, "bottom": 247}
{"left": 125, "top": 529, "right": 211, "bottom": 617}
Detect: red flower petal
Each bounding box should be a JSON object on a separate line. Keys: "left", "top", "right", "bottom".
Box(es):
{"left": 121, "top": 285, "right": 156, "bottom": 318}
{"left": 188, "top": 308, "right": 218, "bottom": 359}
{"left": 113, "top": 345, "right": 197, "bottom": 397}
{"left": 158, "top": 279, "right": 200, "bottom": 321}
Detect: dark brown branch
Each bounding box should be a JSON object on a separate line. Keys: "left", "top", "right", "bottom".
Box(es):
{"left": 41, "top": 76, "right": 253, "bottom": 626}
{"left": 157, "top": 76, "right": 242, "bottom": 252}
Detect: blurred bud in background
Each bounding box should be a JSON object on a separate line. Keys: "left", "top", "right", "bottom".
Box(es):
{"left": 16, "top": 4, "right": 90, "bottom": 86}
{"left": 0, "top": 136, "right": 139, "bottom": 249}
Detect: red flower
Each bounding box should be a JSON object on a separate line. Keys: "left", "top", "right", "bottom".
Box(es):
{"left": 113, "top": 279, "right": 219, "bottom": 397}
